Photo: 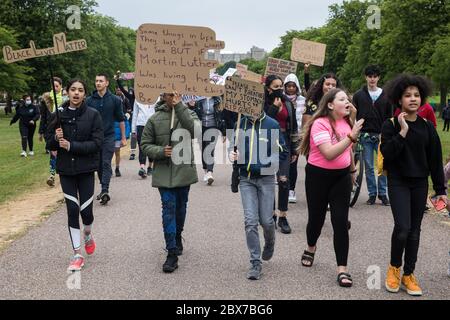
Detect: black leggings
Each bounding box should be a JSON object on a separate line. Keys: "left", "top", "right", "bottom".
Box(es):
{"left": 444, "top": 120, "right": 450, "bottom": 132}
{"left": 60, "top": 173, "right": 95, "bottom": 251}
{"left": 388, "top": 176, "right": 428, "bottom": 275}
{"left": 19, "top": 123, "right": 35, "bottom": 152}
{"left": 305, "top": 164, "right": 351, "bottom": 266}
{"left": 289, "top": 157, "right": 299, "bottom": 190}
{"left": 137, "top": 125, "right": 153, "bottom": 166}
{"left": 201, "top": 126, "right": 219, "bottom": 172}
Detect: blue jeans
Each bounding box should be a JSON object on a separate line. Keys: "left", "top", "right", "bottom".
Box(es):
{"left": 240, "top": 175, "right": 276, "bottom": 264}
{"left": 158, "top": 186, "right": 190, "bottom": 251}
{"left": 361, "top": 134, "right": 387, "bottom": 197}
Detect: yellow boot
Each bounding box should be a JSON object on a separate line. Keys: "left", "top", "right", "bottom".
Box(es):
{"left": 385, "top": 265, "right": 401, "bottom": 293}
{"left": 401, "top": 274, "right": 423, "bottom": 296}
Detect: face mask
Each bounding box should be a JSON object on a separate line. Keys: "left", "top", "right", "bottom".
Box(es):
{"left": 25, "top": 99, "right": 32, "bottom": 105}
{"left": 270, "top": 89, "right": 284, "bottom": 100}
{"left": 286, "top": 94, "right": 297, "bottom": 102}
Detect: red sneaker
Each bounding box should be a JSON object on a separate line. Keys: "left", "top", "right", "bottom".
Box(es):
{"left": 67, "top": 254, "right": 84, "bottom": 272}
{"left": 84, "top": 235, "right": 96, "bottom": 256}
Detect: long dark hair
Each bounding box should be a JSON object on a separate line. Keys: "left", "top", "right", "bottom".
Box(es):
{"left": 306, "top": 73, "right": 342, "bottom": 106}
{"left": 299, "top": 88, "right": 353, "bottom": 156}
{"left": 264, "top": 74, "right": 285, "bottom": 104}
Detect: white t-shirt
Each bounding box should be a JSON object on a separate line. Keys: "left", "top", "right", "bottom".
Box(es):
{"left": 368, "top": 87, "right": 383, "bottom": 103}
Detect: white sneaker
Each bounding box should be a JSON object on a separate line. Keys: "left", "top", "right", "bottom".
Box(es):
{"left": 20, "top": 151, "right": 27, "bottom": 157}
{"left": 207, "top": 172, "right": 214, "bottom": 186}
{"left": 289, "top": 190, "right": 297, "bottom": 203}
{"left": 28, "top": 151, "right": 34, "bottom": 156}
{"left": 203, "top": 173, "right": 208, "bottom": 183}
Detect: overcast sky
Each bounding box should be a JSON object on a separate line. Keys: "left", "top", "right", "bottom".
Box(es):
{"left": 95, "top": 0, "right": 344, "bottom": 53}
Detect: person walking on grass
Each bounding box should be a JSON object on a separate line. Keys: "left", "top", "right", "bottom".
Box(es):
{"left": 45, "top": 79, "right": 103, "bottom": 272}
{"left": 10, "top": 95, "right": 40, "bottom": 157}
{"left": 299, "top": 88, "right": 364, "bottom": 288}
{"left": 381, "top": 74, "right": 447, "bottom": 296}
{"left": 141, "top": 92, "right": 200, "bottom": 273}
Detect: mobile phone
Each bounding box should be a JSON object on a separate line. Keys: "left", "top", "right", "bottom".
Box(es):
{"left": 430, "top": 196, "right": 447, "bottom": 211}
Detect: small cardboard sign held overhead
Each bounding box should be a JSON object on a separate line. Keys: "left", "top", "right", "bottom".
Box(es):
{"left": 2, "top": 33, "right": 87, "bottom": 64}
{"left": 291, "top": 38, "right": 327, "bottom": 67}
{"left": 264, "top": 57, "right": 298, "bottom": 81}
{"left": 236, "top": 63, "right": 262, "bottom": 83}
{"left": 224, "top": 76, "right": 264, "bottom": 119}
{"left": 135, "top": 23, "right": 225, "bottom": 104}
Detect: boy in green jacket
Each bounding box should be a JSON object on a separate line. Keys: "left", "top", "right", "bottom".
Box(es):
{"left": 141, "top": 92, "right": 200, "bottom": 273}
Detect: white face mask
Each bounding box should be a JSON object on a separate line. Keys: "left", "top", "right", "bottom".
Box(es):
{"left": 25, "top": 99, "right": 32, "bottom": 105}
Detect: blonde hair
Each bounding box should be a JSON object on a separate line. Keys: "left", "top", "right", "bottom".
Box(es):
{"left": 41, "top": 92, "right": 54, "bottom": 112}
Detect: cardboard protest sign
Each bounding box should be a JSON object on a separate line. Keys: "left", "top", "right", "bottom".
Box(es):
{"left": 291, "top": 38, "right": 327, "bottom": 67}
{"left": 2, "top": 33, "right": 87, "bottom": 64}
{"left": 236, "top": 63, "right": 262, "bottom": 83}
{"left": 135, "top": 24, "right": 225, "bottom": 104}
{"left": 224, "top": 76, "right": 264, "bottom": 119}
{"left": 236, "top": 63, "right": 248, "bottom": 76}
{"left": 264, "top": 57, "right": 298, "bottom": 81}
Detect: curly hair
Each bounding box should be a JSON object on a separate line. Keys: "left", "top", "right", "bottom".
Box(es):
{"left": 305, "top": 73, "right": 343, "bottom": 106}
{"left": 384, "top": 74, "right": 433, "bottom": 109}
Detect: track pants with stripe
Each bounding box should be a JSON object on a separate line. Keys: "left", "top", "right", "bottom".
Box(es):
{"left": 60, "top": 173, "right": 95, "bottom": 251}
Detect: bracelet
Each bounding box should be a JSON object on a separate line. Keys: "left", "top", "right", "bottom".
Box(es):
{"left": 347, "top": 133, "right": 357, "bottom": 143}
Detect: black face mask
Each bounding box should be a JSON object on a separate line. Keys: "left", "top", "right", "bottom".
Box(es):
{"left": 269, "top": 89, "right": 284, "bottom": 100}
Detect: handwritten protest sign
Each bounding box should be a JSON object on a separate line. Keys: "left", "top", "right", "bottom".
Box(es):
{"left": 135, "top": 24, "right": 225, "bottom": 104}
{"left": 181, "top": 95, "right": 205, "bottom": 104}
{"left": 224, "top": 76, "right": 264, "bottom": 119}
{"left": 236, "top": 63, "right": 262, "bottom": 83}
{"left": 2, "top": 33, "right": 87, "bottom": 64}
{"left": 291, "top": 38, "right": 327, "bottom": 67}
{"left": 264, "top": 57, "right": 298, "bottom": 81}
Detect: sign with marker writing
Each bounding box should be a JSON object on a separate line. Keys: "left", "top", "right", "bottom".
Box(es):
{"left": 224, "top": 76, "right": 264, "bottom": 119}
{"left": 135, "top": 23, "right": 225, "bottom": 104}
{"left": 120, "top": 72, "right": 135, "bottom": 80}
{"left": 2, "top": 33, "right": 87, "bottom": 64}
{"left": 291, "top": 38, "right": 327, "bottom": 67}
{"left": 236, "top": 63, "right": 262, "bottom": 83}
{"left": 264, "top": 57, "right": 298, "bottom": 81}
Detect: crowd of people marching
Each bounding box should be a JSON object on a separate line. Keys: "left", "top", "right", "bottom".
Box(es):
{"left": 7, "top": 63, "right": 450, "bottom": 295}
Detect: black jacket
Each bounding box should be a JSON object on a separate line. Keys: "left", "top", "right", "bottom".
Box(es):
{"left": 353, "top": 86, "right": 393, "bottom": 134}
{"left": 38, "top": 100, "right": 53, "bottom": 135}
{"left": 10, "top": 102, "right": 40, "bottom": 126}
{"left": 194, "top": 97, "right": 226, "bottom": 135}
{"left": 264, "top": 96, "right": 299, "bottom": 154}
{"left": 46, "top": 102, "right": 104, "bottom": 176}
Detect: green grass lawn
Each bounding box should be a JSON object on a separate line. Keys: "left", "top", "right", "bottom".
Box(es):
{"left": 432, "top": 118, "right": 449, "bottom": 195}
{"left": 0, "top": 113, "right": 50, "bottom": 205}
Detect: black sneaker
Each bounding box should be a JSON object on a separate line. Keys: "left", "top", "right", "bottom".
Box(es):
{"left": 162, "top": 251, "right": 178, "bottom": 273}
{"left": 366, "top": 196, "right": 376, "bottom": 205}
{"left": 147, "top": 167, "right": 153, "bottom": 176}
{"left": 347, "top": 220, "right": 351, "bottom": 230}
{"left": 278, "top": 217, "right": 292, "bottom": 234}
{"left": 262, "top": 241, "right": 275, "bottom": 261}
{"left": 115, "top": 167, "right": 121, "bottom": 177}
{"left": 175, "top": 234, "right": 183, "bottom": 256}
{"left": 99, "top": 192, "right": 110, "bottom": 205}
{"left": 273, "top": 215, "right": 277, "bottom": 230}
{"left": 129, "top": 154, "right": 135, "bottom": 160}
{"left": 379, "top": 195, "right": 390, "bottom": 206}
{"left": 96, "top": 192, "right": 102, "bottom": 201}
{"left": 138, "top": 168, "right": 147, "bottom": 179}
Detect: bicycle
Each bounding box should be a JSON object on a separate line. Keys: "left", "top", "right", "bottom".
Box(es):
{"left": 349, "top": 134, "right": 365, "bottom": 207}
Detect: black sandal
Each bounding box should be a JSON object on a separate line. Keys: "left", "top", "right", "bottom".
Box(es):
{"left": 301, "top": 250, "right": 315, "bottom": 267}
{"left": 337, "top": 272, "right": 353, "bottom": 287}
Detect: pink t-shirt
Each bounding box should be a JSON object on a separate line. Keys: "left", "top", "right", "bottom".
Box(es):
{"left": 308, "top": 117, "right": 353, "bottom": 169}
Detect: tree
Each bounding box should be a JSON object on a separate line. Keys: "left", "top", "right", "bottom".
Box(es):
{"left": 430, "top": 32, "right": 450, "bottom": 113}
{"left": 0, "top": 27, "right": 33, "bottom": 95}
{"left": 238, "top": 58, "right": 267, "bottom": 75}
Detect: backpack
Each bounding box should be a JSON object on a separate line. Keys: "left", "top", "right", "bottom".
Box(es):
{"left": 377, "top": 118, "right": 394, "bottom": 177}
